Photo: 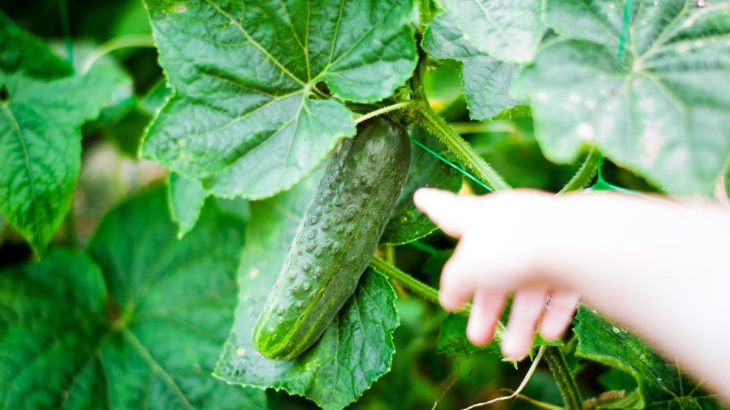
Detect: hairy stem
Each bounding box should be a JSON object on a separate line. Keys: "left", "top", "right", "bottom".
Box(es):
{"left": 544, "top": 346, "right": 583, "bottom": 410}
{"left": 559, "top": 149, "right": 600, "bottom": 193}
{"left": 355, "top": 101, "right": 412, "bottom": 125}
{"left": 411, "top": 53, "right": 510, "bottom": 191}
{"left": 450, "top": 121, "right": 518, "bottom": 135}
{"left": 370, "top": 256, "right": 439, "bottom": 304}
{"left": 416, "top": 104, "right": 511, "bottom": 191}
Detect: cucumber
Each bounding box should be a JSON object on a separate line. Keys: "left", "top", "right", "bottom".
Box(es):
{"left": 253, "top": 117, "right": 411, "bottom": 360}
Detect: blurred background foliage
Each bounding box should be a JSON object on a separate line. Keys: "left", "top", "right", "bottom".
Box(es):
{"left": 0, "top": 1, "right": 652, "bottom": 408}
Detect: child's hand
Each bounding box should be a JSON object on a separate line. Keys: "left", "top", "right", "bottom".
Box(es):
{"left": 414, "top": 188, "right": 578, "bottom": 360}
{"left": 414, "top": 187, "right": 730, "bottom": 401}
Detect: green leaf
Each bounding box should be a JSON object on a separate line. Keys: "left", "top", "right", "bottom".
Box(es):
{"left": 381, "top": 129, "right": 462, "bottom": 245}
{"left": 141, "top": 0, "right": 417, "bottom": 200}
{"left": 0, "top": 20, "right": 132, "bottom": 254}
{"left": 167, "top": 173, "right": 209, "bottom": 238}
{"left": 514, "top": 0, "right": 730, "bottom": 195}
{"left": 436, "top": 314, "right": 499, "bottom": 356}
{"left": 0, "top": 250, "right": 109, "bottom": 409}
{"left": 0, "top": 11, "right": 71, "bottom": 79}
{"left": 437, "top": 314, "right": 560, "bottom": 357}
{"left": 439, "top": 0, "right": 543, "bottom": 63}
{"left": 422, "top": 11, "right": 517, "bottom": 120}
{"left": 214, "top": 174, "right": 400, "bottom": 410}
{"left": 0, "top": 190, "right": 267, "bottom": 409}
{"left": 575, "top": 307, "right": 723, "bottom": 409}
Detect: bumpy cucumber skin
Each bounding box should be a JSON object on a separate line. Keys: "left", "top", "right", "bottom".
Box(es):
{"left": 253, "top": 117, "right": 411, "bottom": 360}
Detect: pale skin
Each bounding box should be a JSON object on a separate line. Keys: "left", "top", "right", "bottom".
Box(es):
{"left": 414, "top": 188, "right": 730, "bottom": 402}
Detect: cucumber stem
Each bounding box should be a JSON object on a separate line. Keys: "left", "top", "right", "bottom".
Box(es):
{"left": 355, "top": 102, "right": 412, "bottom": 125}
{"left": 558, "top": 149, "right": 600, "bottom": 193}
{"left": 411, "top": 53, "right": 511, "bottom": 191}
{"left": 544, "top": 346, "right": 583, "bottom": 410}
{"left": 370, "top": 256, "right": 439, "bottom": 304}
{"left": 416, "top": 104, "right": 511, "bottom": 191}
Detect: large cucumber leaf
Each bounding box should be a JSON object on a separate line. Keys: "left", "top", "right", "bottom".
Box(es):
{"left": 215, "top": 173, "right": 399, "bottom": 410}
{"left": 422, "top": 11, "right": 517, "bottom": 120}
{"left": 575, "top": 307, "right": 723, "bottom": 409}
{"left": 0, "top": 189, "right": 266, "bottom": 409}
{"left": 438, "top": 0, "right": 543, "bottom": 64}
{"left": 514, "top": 0, "right": 730, "bottom": 195}
{"left": 0, "top": 13, "right": 130, "bottom": 255}
{"left": 141, "top": 0, "right": 417, "bottom": 200}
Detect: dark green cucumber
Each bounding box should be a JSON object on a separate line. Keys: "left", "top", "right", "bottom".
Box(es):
{"left": 252, "top": 117, "right": 411, "bottom": 360}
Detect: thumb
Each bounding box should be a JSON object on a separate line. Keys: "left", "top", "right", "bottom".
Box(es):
{"left": 414, "top": 188, "right": 473, "bottom": 238}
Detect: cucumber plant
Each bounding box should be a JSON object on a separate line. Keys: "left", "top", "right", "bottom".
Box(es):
{"left": 1, "top": 1, "right": 729, "bottom": 409}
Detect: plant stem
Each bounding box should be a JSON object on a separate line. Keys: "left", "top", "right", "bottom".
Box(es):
{"left": 370, "top": 256, "right": 439, "bottom": 304}
{"left": 81, "top": 35, "right": 156, "bottom": 73}
{"left": 544, "top": 346, "right": 583, "bottom": 410}
{"left": 409, "top": 240, "right": 439, "bottom": 256}
{"left": 449, "top": 121, "right": 518, "bottom": 135}
{"left": 411, "top": 54, "right": 510, "bottom": 191}
{"left": 355, "top": 102, "right": 412, "bottom": 125}
{"left": 417, "top": 104, "right": 511, "bottom": 191}
{"left": 513, "top": 394, "right": 564, "bottom": 410}
{"left": 64, "top": 206, "right": 79, "bottom": 247}
{"left": 370, "top": 256, "right": 503, "bottom": 338}
{"left": 418, "top": 0, "right": 433, "bottom": 29}
{"left": 58, "top": 0, "right": 73, "bottom": 65}
{"left": 559, "top": 149, "right": 600, "bottom": 193}
{"left": 462, "top": 346, "right": 546, "bottom": 410}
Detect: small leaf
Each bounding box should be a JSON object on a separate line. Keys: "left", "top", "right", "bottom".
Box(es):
{"left": 514, "top": 0, "right": 730, "bottom": 195}
{"left": 439, "top": 0, "right": 544, "bottom": 63}
{"left": 0, "top": 15, "right": 132, "bottom": 254}
{"left": 214, "top": 174, "right": 399, "bottom": 410}
{"left": 422, "top": 11, "right": 517, "bottom": 119}
{"left": 139, "top": 78, "right": 172, "bottom": 115}
{"left": 381, "top": 128, "right": 462, "bottom": 245}
{"left": 142, "top": 0, "right": 417, "bottom": 200}
{"left": 167, "top": 172, "right": 208, "bottom": 238}
{"left": 0, "top": 189, "right": 267, "bottom": 409}
{"left": 575, "top": 307, "right": 723, "bottom": 409}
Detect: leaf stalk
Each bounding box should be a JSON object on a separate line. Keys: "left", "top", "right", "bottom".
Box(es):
{"left": 410, "top": 53, "right": 510, "bottom": 191}
{"left": 544, "top": 346, "right": 583, "bottom": 410}
{"left": 559, "top": 149, "right": 600, "bottom": 193}
{"left": 354, "top": 102, "right": 413, "bottom": 125}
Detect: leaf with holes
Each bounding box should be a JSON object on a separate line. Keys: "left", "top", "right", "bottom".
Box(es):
{"left": 0, "top": 189, "right": 267, "bottom": 409}
{"left": 514, "top": 0, "right": 730, "bottom": 195}
{"left": 0, "top": 14, "right": 131, "bottom": 254}
{"left": 214, "top": 174, "right": 399, "bottom": 410}
{"left": 575, "top": 307, "right": 724, "bottom": 409}
{"left": 141, "top": 0, "right": 417, "bottom": 200}
{"left": 422, "top": 11, "right": 517, "bottom": 119}
{"left": 438, "top": 0, "right": 544, "bottom": 64}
